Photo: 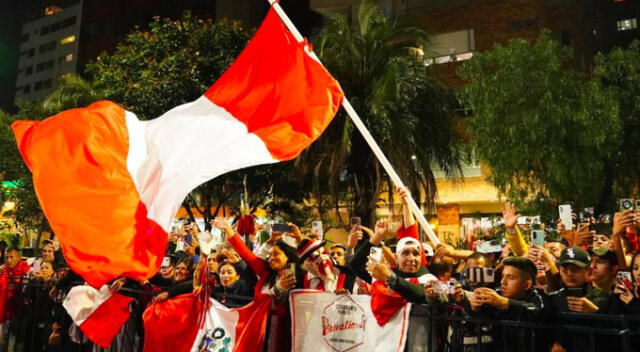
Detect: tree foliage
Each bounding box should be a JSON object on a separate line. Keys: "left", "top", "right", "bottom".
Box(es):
{"left": 86, "top": 13, "right": 251, "bottom": 120}
{"left": 306, "top": 4, "right": 462, "bottom": 223}
{"left": 594, "top": 41, "right": 640, "bottom": 204}
{"left": 458, "top": 31, "right": 620, "bottom": 211}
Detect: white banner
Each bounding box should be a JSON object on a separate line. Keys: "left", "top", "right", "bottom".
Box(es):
{"left": 290, "top": 290, "right": 410, "bottom": 352}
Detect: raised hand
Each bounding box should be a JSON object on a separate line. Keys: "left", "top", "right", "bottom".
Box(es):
{"left": 502, "top": 202, "right": 520, "bottom": 229}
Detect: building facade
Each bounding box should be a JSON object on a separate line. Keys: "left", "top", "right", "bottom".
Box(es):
{"left": 14, "top": 1, "right": 83, "bottom": 103}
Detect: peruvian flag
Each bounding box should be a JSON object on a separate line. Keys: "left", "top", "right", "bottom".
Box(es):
{"left": 142, "top": 294, "right": 272, "bottom": 352}
{"left": 62, "top": 285, "right": 134, "bottom": 348}
{"left": 11, "top": 7, "right": 343, "bottom": 290}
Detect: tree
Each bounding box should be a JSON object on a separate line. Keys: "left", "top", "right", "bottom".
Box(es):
{"left": 458, "top": 31, "right": 620, "bottom": 213}
{"left": 593, "top": 41, "right": 640, "bottom": 208}
{"left": 306, "top": 4, "right": 463, "bottom": 224}
{"left": 86, "top": 13, "right": 251, "bottom": 120}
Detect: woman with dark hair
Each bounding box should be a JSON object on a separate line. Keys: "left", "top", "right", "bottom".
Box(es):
{"left": 212, "top": 262, "right": 255, "bottom": 308}
{"left": 150, "top": 258, "right": 195, "bottom": 302}
{"left": 611, "top": 251, "right": 640, "bottom": 314}
{"left": 212, "top": 217, "right": 300, "bottom": 352}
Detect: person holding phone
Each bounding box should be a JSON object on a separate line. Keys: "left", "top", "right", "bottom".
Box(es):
{"left": 211, "top": 217, "right": 299, "bottom": 352}
{"left": 610, "top": 251, "right": 640, "bottom": 314}
{"left": 549, "top": 246, "right": 611, "bottom": 352}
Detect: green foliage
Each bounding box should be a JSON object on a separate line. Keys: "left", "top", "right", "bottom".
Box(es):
{"left": 458, "top": 31, "right": 620, "bottom": 211}
{"left": 86, "top": 13, "right": 251, "bottom": 120}
{"left": 305, "top": 4, "right": 462, "bottom": 223}
{"left": 594, "top": 41, "right": 640, "bottom": 203}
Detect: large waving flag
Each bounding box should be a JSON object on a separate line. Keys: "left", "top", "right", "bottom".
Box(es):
{"left": 12, "top": 9, "right": 344, "bottom": 288}
{"left": 142, "top": 294, "right": 272, "bottom": 352}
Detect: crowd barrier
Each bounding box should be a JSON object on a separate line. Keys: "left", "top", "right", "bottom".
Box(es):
{"left": 3, "top": 280, "right": 640, "bottom": 352}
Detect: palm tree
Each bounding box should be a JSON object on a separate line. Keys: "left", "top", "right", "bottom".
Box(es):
{"left": 42, "top": 74, "right": 100, "bottom": 114}
{"left": 299, "top": 4, "right": 462, "bottom": 224}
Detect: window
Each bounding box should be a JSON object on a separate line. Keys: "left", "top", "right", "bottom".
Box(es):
{"left": 35, "top": 60, "right": 54, "bottom": 72}
{"left": 25, "top": 66, "right": 33, "bottom": 75}
{"left": 50, "top": 22, "right": 61, "bottom": 32}
{"left": 43, "top": 79, "right": 52, "bottom": 89}
{"left": 63, "top": 16, "right": 77, "bottom": 28}
{"left": 64, "top": 54, "right": 73, "bottom": 62}
{"left": 40, "top": 25, "right": 50, "bottom": 36}
{"left": 27, "top": 48, "right": 35, "bottom": 57}
{"left": 21, "top": 33, "right": 29, "bottom": 42}
{"left": 44, "top": 5, "right": 62, "bottom": 16}
{"left": 23, "top": 84, "right": 31, "bottom": 94}
{"left": 34, "top": 81, "right": 43, "bottom": 91}
{"left": 617, "top": 18, "right": 637, "bottom": 31}
{"left": 60, "top": 35, "right": 76, "bottom": 45}
{"left": 424, "top": 29, "right": 475, "bottom": 66}
{"left": 40, "top": 41, "right": 56, "bottom": 53}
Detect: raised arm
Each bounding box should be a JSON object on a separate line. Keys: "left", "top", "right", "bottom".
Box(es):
{"left": 212, "top": 217, "right": 268, "bottom": 276}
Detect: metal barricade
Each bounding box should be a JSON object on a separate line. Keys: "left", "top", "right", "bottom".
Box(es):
{"left": 411, "top": 304, "right": 640, "bottom": 352}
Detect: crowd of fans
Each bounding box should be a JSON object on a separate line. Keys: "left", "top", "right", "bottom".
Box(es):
{"left": 1, "top": 188, "right": 640, "bottom": 352}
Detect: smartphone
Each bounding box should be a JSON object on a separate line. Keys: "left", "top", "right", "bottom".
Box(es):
{"left": 620, "top": 199, "right": 635, "bottom": 211}
{"left": 175, "top": 240, "right": 185, "bottom": 252}
{"left": 559, "top": 204, "right": 573, "bottom": 229}
{"left": 531, "top": 230, "right": 545, "bottom": 247}
{"left": 271, "top": 223, "right": 291, "bottom": 233}
{"left": 161, "top": 257, "right": 171, "bottom": 268}
{"left": 476, "top": 240, "right": 502, "bottom": 253}
{"left": 465, "top": 267, "right": 495, "bottom": 284}
{"left": 285, "top": 263, "right": 296, "bottom": 277}
{"left": 311, "top": 221, "right": 324, "bottom": 240}
{"left": 369, "top": 247, "right": 383, "bottom": 262}
{"left": 350, "top": 217, "right": 361, "bottom": 229}
{"left": 566, "top": 287, "right": 585, "bottom": 297}
{"left": 617, "top": 271, "right": 634, "bottom": 291}
{"left": 184, "top": 234, "right": 193, "bottom": 245}
{"left": 32, "top": 259, "right": 42, "bottom": 273}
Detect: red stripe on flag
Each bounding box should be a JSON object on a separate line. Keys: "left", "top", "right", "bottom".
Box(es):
{"left": 11, "top": 101, "right": 168, "bottom": 288}
{"left": 204, "top": 9, "right": 344, "bottom": 161}
{"left": 143, "top": 294, "right": 202, "bottom": 352}
{"left": 79, "top": 293, "right": 134, "bottom": 348}
{"left": 232, "top": 295, "right": 272, "bottom": 352}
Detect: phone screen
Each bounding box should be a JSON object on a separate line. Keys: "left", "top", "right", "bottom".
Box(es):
{"left": 272, "top": 223, "right": 291, "bottom": 233}
{"left": 350, "top": 217, "right": 361, "bottom": 229}
{"left": 531, "top": 230, "right": 545, "bottom": 247}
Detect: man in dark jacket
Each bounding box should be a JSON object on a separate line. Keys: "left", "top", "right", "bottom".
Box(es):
{"left": 465, "top": 257, "right": 553, "bottom": 351}
{"left": 548, "top": 246, "right": 611, "bottom": 352}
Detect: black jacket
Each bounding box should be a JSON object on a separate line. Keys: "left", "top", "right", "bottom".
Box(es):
{"left": 348, "top": 240, "right": 430, "bottom": 303}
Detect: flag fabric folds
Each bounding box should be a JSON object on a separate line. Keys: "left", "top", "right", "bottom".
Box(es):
{"left": 11, "top": 8, "right": 344, "bottom": 289}
{"left": 63, "top": 285, "right": 134, "bottom": 347}
{"left": 142, "top": 294, "right": 272, "bottom": 352}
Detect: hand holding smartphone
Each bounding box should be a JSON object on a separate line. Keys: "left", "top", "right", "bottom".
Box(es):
{"left": 350, "top": 217, "right": 361, "bottom": 230}
{"left": 369, "top": 247, "right": 383, "bottom": 262}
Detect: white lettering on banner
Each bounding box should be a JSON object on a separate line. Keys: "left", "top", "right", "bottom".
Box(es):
{"left": 290, "top": 290, "right": 410, "bottom": 352}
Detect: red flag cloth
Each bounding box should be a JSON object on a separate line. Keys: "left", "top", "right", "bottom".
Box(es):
{"left": 63, "top": 285, "right": 135, "bottom": 347}
{"left": 143, "top": 294, "right": 272, "bottom": 352}
{"left": 370, "top": 280, "right": 412, "bottom": 326}
{"left": 11, "top": 8, "right": 343, "bottom": 289}
{"left": 396, "top": 224, "right": 428, "bottom": 266}
{"left": 143, "top": 294, "right": 202, "bottom": 352}
{"left": 79, "top": 293, "right": 134, "bottom": 347}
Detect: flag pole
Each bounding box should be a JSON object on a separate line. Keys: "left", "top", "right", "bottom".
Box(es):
{"left": 268, "top": 0, "right": 441, "bottom": 246}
